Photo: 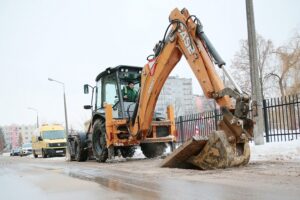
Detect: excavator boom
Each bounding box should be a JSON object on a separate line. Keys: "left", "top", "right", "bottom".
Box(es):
{"left": 131, "top": 8, "right": 254, "bottom": 169}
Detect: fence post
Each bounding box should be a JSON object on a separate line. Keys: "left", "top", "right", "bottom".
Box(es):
{"left": 213, "top": 101, "right": 219, "bottom": 130}
{"left": 214, "top": 109, "right": 219, "bottom": 130}
{"left": 179, "top": 116, "right": 184, "bottom": 144}
{"left": 262, "top": 99, "right": 269, "bottom": 142}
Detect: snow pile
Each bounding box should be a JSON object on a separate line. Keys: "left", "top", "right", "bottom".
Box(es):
{"left": 250, "top": 139, "right": 300, "bottom": 161}
{"left": 133, "top": 140, "right": 300, "bottom": 162}
{"left": 133, "top": 145, "right": 172, "bottom": 159}
{"left": 133, "top": 146, "right": 145, "bottom": 159}
{"left": 2, "top": 152, "right": 11, "bottom": 157}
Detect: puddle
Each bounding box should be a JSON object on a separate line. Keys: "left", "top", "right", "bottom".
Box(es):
{"left": 67, "top": 171, "right": 160, "bottom": 199}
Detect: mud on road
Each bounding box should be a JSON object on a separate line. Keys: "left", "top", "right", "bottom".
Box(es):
{"left": 1, "top": 155, "right": 300, "bottom": 200}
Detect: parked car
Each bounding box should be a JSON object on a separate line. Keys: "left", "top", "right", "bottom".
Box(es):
{"left": 19, "top": 143, "right": 32, "bottom": 156}
{"left": 10, "top": 148, "right": 20, "bottom": 156}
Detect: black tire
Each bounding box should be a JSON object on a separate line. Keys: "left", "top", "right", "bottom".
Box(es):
{"left": 140, "top": 143, "right": 166, "bottom": 158}
{"left": 74, "top": 137, "right": 88, "bottom": 162}
{"left": 92, "top": 119, "right": 108, "bottom": 162}
{"left": 120, "top": 146, "right": 136, "bottom": 158}
{"left": 33, "top": 150, "right": 38, "bottom": 158}
{"left": 42, "top": 149, "right": 47, "bottom": 158}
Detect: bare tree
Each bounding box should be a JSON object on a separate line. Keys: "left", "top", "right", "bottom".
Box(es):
{"left": 266, "top": 32, "right": 300, "bottom": 96}
{"left": 265, "top": 33, "right": 300, "bottom": 130}
{"left": 230, "top": 35, "right": 275, "bottom": 99}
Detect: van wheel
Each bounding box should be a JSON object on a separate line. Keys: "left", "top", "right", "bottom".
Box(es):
{"left": 42, "top": 149, "right": 47, "bottom": 158}
{"left": 33, "top": 150, "right": 38, "bottom": 158}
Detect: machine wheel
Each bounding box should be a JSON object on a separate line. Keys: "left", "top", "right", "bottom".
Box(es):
{"left": 42, "top": 149, "right": 47, "bottom": 158}
{"left": 120, "top": 146, "right": 136, "bottom": 158}
{"left": 33, "top": 150, "right": 38, "bottom": 158}
{"left": 74, "top": 137, "right": 88, "bottom": 162}
{"left": 140, "top": 143, "right": 166, "bottom": 158}
{"left": 92, "top": 119, "right": 108, "bottom": 162}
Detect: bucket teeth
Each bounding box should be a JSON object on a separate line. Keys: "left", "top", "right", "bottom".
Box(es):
{"left": 188, "top": 131, "right": 250, "bottom": 169}
{"left": 161, "top": 131, "right": 250, "bottom": 170}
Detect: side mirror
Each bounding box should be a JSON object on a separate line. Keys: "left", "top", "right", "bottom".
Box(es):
{"left": 84, "top": 84, "right": 89, "bottom": 94}
{"left": 38, "top": 136, "right": 43, "bottom": 141}
{"left": 84, "top": 105, "right": 92, "bottom": 110}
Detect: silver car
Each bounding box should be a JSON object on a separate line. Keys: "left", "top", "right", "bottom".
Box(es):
{"left": 20, "top": 143, "right": 32, "bottom": 156}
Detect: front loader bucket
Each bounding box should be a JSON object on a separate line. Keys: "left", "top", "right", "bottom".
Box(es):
{"left": 161, "top": 131, "right": 250, "bottom": 170}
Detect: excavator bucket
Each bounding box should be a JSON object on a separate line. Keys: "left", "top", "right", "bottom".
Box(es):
{"left": 161, "top": 131, "right": 250, "bottom": 170}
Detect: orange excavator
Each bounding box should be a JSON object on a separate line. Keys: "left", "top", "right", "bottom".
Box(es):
{"left": 68, "top": 8, "right": 254, "bottom": 170}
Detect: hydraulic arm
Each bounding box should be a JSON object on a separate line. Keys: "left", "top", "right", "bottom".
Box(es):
{"left": 130, "top": 8, "right": 254, "bottom": 169}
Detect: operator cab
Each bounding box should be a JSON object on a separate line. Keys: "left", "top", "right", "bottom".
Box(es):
{"left": 84, "top": 65, "right": 142, "bottom": 119}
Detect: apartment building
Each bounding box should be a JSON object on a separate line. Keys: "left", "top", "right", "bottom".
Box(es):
{"left": 155, "top": 76, "right": 195, "bottom": 117}
{"left": 1, "top": 124, "right": 36, "bottom": 149}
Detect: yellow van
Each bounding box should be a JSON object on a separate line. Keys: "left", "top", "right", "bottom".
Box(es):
{"left": 32, "top": 124, "right": 66, "bottom": 158}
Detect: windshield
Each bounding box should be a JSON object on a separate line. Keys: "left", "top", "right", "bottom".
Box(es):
{"left": 22, "top": 143, "right": 32, "bottom": 148}
{"left": 42, "top": 130, "right": 65, "bottom": 139}
{"left": 119, "top": 72, "right": 141, "bottom": 95}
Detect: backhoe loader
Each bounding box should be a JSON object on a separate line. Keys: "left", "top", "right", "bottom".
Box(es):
{"left": 68, "top": 8, "right": 254, "bottom": 170}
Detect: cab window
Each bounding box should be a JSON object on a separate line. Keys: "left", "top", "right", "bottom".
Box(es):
{"left": 96, "top": 81, "right": 102, "bottom": 109}
{"left": 102, "top": 74, "right": 118, "bottom": 106}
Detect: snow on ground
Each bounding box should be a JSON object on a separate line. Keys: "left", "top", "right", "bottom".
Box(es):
{"left": 133, "top": 145, "right": 172, "bottom": 159}
{"left": 250, "top": 139, "right": 300, "bottom": 161}
{"left": 134, "top": 139, "right": 300, "bottom": 163}
{"left": 133, "top": 146, "right": 145, "bottom": 159}
{"left": 2, "top": 139, "right": 300, "bottom": 163}
{"left": 2, "top": 152, "right": 10, "bottom": 157}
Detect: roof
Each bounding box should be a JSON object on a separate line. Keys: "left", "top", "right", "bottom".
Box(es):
{"left": 39, "top": 124, "right": 64, "bottom": 132}
{"left": 95, "top": 65, "right": 142, "bottom": 82}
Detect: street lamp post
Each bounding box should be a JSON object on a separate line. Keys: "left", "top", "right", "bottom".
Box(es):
{"left": 48, "top": 77, "right": 70, "bottom": 159}
{"left": 28, "top": 107, "right": 39, "bottom": 129}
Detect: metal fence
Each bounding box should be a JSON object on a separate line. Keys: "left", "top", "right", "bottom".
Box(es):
{"left": 175, "top": 93, "right": 300, "bottom": 144}
{"left": 263, "top": 94, "right": 300, "bottom": 142}
{"left": 175, "top": 109, "right": 222, "bottom": 144}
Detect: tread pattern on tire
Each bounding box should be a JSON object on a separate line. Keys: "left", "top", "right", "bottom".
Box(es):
{"left": 74, "top": 137, "right": 88, "bottom": 162}
{"left": 92, "top": 119, "right": 108, "bottom": 162}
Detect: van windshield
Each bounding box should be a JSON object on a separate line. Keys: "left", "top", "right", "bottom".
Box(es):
{"left": 43, "top": 130, "right": 65, "bottom": 139}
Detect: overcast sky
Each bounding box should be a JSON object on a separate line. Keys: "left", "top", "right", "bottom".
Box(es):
{"left": 0, "top": 0, "right": 299, "bottom": 130}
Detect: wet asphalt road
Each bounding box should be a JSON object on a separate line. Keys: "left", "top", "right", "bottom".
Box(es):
{"left": 1, "top": 155, "right": 300, "bottom": 200}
